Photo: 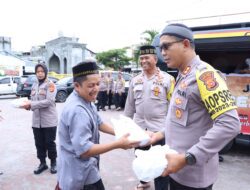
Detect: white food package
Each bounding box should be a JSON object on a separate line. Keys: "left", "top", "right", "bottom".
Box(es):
{"left": 10, "top": 97, "right": 29, "bottom": 108}
{"left": 132, "top": 145, "right": 177, "bottom": 182}
{"left": 111, "top": 115, "right": 150, "bottom": 146}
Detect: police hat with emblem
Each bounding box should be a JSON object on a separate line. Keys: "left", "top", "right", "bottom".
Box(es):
{"left": 72, "top": 60, "right": 99, "bottom": 81}
{"left": 139, "top": 45, "right": 157, "bottom": 55}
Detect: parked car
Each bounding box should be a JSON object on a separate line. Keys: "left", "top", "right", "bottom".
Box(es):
{"left": 0, "top": 76, "right": 20, "bottom": 96}
{"left": 55, "top": 77, "right": 74, "bottom": 102}
{"left": 16, "top": 75, "right": 59, "bottom": 97}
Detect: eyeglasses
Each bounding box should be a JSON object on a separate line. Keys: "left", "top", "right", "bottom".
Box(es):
{"left": 159, "top": 40, "right": 183, "bottom": 51}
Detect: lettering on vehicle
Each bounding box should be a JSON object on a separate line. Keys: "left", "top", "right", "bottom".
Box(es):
{"left": 243, "top": 84, "right": 249, "bottom": 92}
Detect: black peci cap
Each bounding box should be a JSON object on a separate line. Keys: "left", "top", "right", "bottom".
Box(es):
{"left": 139, "top": 45, "right": 157, "bottom": 55}
{"left": 72, "top": 61, "right": 99, "bottom": 80}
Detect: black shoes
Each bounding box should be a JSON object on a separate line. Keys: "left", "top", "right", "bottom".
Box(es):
{"left": 50, "top": 162, "right": 57, "bottom": 174}
{"left": 34, "top": 163, "right": 48, "bottom": 174}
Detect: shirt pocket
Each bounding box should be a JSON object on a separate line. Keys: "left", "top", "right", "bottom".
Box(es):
{"left": 38, "top": 88, "right": 46, "bottom": 100}
{"left": 133, "top": 84, "right": 143, "bottom": 99}
{"left": 170, "top": 96, "right": 188, "bottom": 127}
{"left": 150, "top": 85, "right": 164, "bottom": 100}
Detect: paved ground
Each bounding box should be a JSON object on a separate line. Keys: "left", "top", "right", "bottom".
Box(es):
{"left": 0, "top": 95, "right": 250, "bottom": 190}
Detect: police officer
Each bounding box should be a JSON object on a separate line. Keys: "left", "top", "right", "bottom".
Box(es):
{"left": 57, "top": 60, "right": 139, "bottom": 190}
{"left": 114, "top": 72, "right": 125, "bottom": 110}
{"left": 150, "top": 23, "right": 241, "bottom": 190}
{"left": 97, "top": 72, "right": 108, "bottom": 111}
{"left": 107, "top": 72, "right": 114, "bottom": 109}
{"left": 21, "top": 63, "right": 58, "bottom": 175}
{"left": 124, "top": 45, "right": 175, "bottom": 190}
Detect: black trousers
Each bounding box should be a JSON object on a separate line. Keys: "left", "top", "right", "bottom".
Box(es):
{"left": 32, "top": 127, "right": 57, "bottom": 163}
{"left": 107, "top": 90, "right": 113, "bottom": 108}
{"left": 169, "top": 178, "right": 213, "bottom": 190}
{"left": 135, "top": 139, "right": 169, "bottom": 190}
{"left": 98, "top": 91, "right": 107, "bottom": 109}
{"left": 83, "top": 179, "right": 105, "bottom": 190}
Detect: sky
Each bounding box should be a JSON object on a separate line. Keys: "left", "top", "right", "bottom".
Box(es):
{"left": 0, "top": 0, "right": 250, "bottom": 53}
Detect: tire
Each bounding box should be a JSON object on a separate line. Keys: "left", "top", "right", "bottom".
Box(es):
{"left": 219, "top": 139, "right": 234, "bottom": 154}
{"left": 56, "top": 91, "right": 68, "bottom": 102}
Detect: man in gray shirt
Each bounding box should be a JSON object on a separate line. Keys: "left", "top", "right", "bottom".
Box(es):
{"left": 150, "top": 23, "right": 241, "bottom": 190}
{"left": 57, "top": 60, "right": 138, "bottom": 190}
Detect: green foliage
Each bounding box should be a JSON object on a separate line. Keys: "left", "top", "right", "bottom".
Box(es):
{"left": 141, "top": 29, "right": 159, "bottom": 45}
{"left": 96, "top": 48, "right": 132, "bottom": 70}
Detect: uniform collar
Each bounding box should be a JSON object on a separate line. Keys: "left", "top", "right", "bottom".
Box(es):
{"left": 179, "top": 55, "right": 200, "bottom": 77}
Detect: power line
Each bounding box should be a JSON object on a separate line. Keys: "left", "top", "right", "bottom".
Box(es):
{"left": 166, "top": 11, "right": 250, "bottom": 23}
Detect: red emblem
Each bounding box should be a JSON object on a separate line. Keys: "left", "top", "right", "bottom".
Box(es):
{"left": 199, "top": 71, "right": 218, "bottom": 91}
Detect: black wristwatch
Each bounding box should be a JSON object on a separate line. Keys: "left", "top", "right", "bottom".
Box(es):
{"left": 185, "top": 152, "right": 196, "bottom": 165}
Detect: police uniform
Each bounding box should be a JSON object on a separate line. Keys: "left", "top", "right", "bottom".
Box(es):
{"left": 97, "top": 75, "right": 108, "bottom": 110}
{"left": 124, "top": 45, "right": 174, "bottom": 190}
{"left": 30, "top": 66, "right": 58, "bottom": 174}
{"left": 114, "top": 76, "right": 125, "bottom": 109}
{"left": 124, "top": 69, "right": 174, "bottom": 132}
{"left": 107, "top": 74, "right": 114, "bottom": 109}
{"left": 57, "top": 61, "right": 105, "bottom": 190}
{"left": 165, "top": 56, "right": 240, "bottom": 188}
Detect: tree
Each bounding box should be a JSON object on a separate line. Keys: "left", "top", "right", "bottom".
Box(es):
{"left": 96, "top": 48, "right": 131, "bottom": 70}
{"left": 141, "top": 29, "right": 159, "bottom": 45}
{"left": 133, "top": 29, "right": 159, "bottom": 65}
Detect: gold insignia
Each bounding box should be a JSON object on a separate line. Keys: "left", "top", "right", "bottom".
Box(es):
{"left": 153, "top": 86, "right": 160, "bottom": 96}
{"left": 183, "top": 66, "right": 191, "bottom": 75}
{"left": 180, "top": 81, "right": 187, "bottom": 89}
{"left": 175, "top": 98, "right": 182, "bottom": 105}
{"left": 175, "top": 108, "right": 182, "bottom": 119}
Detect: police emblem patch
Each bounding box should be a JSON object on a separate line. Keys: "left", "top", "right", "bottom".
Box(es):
{"left": 49, "top": 83, "right": 55, "bottom": 92}
{"left": 199, "top": 71, "right": 218, "bottom": 91}
{"left": 175, "top": 108, "right": 182, "bottom": 119}
{"left": 153, "top": 86, "right": 160, "bottom": 96}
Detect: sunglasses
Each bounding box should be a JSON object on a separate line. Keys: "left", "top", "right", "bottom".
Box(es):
{"left": 159, "top": 40, "right": 183, "bottom": 51}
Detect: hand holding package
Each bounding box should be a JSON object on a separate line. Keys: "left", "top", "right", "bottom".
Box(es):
{"left": 111, "top": 115, "right": 150, "bottom": 146}
{"left": 11, "top": 97, "right": 29, "bottom": 108}
{"left": 132, "top": 145, "right": 177, "bottom": 182}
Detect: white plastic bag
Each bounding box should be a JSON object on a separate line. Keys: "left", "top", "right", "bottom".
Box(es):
{"left": 10, "top": 97, "right": 28, "bottom": 108}
{"left": 111, "top": 115, "right": 150, "bottom": 146}
{"left": 132, "top": 145, "right": 177, "bottom": 182}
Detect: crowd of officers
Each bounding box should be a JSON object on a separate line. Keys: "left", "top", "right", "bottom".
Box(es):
{"left": 97, "top": 71, "right": 126, "bottom": 111}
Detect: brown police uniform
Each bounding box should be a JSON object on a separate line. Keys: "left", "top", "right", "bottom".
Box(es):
{"left": 165, "top": 56, "right": 240, "bottom": 188}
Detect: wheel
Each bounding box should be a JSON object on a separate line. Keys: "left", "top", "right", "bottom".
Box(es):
{"left": 56, "top": 91, "right": 68, "bottom": 102}
{"left": 219, "top": 139, "right": 234, "bottom": 154}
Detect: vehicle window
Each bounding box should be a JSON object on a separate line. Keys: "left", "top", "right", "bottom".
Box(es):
{"left": 57, "top": 77, "right": 72, "bottom": 85}
{"left": 13, "top": 77, "right": 20, "bottom": 83}
{"left": 0, "top": 78, "right": 11, "bottom": 84}
{"left": 26, "top": 75, "right": 37, "bottom": 83}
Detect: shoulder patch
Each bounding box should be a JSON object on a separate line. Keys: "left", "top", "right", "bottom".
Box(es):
{"left": 199, "top": 71, "right": 219, "bottom": 91}
{"left": 196, "top": 67, "right": 237, "bottom": 120}
{"left": 49, "top": 82, "right": 55, "bottom": 92}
